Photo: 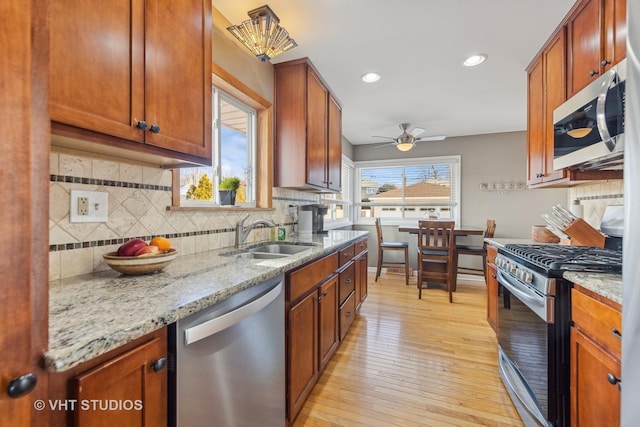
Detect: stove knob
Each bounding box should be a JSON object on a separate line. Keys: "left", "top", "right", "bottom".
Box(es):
{"left": 524, "top": 272, "right": 533, "bottom": 284}
{"left": 508, "top": 263, "right": 517, "bottom": 274}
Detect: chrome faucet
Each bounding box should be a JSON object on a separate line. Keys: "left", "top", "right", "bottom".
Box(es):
{"left": 235, "top": 214, "right": 276, "bottom": 248}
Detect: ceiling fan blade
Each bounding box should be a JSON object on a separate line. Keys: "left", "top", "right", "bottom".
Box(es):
{"left": 371, "top": 135, "right": 397, "bottom": 140}
{"left": 408, "top": 127, "right": 426, "bottom": 137}
{"left": 415, "top": 135, "right": 446, "bottom": 142}
{"left": 374, "top": 142, "right": 397, "bottom": 148}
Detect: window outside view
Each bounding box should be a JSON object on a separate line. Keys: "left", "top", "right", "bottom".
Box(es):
{"left": 179, "top": 91, "right": 255, "bottom": 206}
{"left": 358, "top": 163, "right": 455, "bottom": 221}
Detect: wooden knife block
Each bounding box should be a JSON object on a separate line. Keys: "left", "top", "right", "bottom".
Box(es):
{"left": 562, "top": 219, "right": 606, "bottom": 247}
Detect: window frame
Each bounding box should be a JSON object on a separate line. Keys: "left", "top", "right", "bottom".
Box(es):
{"left": 354, "top": 155, "right": 461, "bottom": 226}
{"left": 171, "top": 64, "right": 273, "bottom": 211}
{"left": 322, "top": 155, "right": 354, "bottom": 229}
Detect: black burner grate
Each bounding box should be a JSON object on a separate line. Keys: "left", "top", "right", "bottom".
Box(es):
{"left": 503, "top": 244, "right": 622, "bottom": 273}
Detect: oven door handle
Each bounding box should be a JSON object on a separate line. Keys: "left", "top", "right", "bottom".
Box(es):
{"left": 499, "top": 347, "right": 553, "bottom": 427}
{"left": 497, "top": 270, "right": 544, "bottom": 310}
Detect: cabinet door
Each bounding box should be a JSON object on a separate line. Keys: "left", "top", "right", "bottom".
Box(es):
{"left": 568, "top": 0, "right": 602, "bottom": 96}
{"left": 486, "top": 264, "right": 498, "bottom": 333}
{"left": 318, "top": 276, "right": 339, "bottom": 372}
{"left": 604, "top": 0, "right": 626, "bottom": 70}
{"left": 74, "top": 336, "right": 167, "bottom": 427}
{"left": 306, "top": 69, "right": 329, "bottom": 189}
{"left": 570, "top": 327, "right": 621, "bottom": 427}
{"left": 542, "top": 28, "right": 567, "bottom": 183}
{"left": 144, "top": 0, "right": 212, "bottom": 159}
{"left": 526, "top": 56, "right": 545, "bottom": 185}
{"left": 50, "top": 0, "right": 146, "bottom": 143}
{"left": 359, "top": 252, "right": 368, "bottom": 305}
{"left": 327, "top": 95, "right": 342, "bottom": 192}
{"left": 287, "top": 291, "right": 318, "bottom": 422}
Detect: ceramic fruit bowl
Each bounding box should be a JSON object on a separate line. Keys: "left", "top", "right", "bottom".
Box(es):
{"left": 103, "top": 248, "right": 178, "bottom": 275}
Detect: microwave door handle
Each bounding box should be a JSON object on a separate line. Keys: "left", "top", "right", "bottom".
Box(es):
{"left": 596, "top": 69, "right": 618, "bottom": 151}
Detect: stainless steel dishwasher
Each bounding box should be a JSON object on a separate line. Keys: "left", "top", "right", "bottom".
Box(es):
{"left": 169, "top": 274, "right": 285, "bottom": 426}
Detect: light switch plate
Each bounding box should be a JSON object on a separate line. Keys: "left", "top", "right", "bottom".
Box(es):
{"left": 70, "top": 190, "right": 108, "bottom": 223}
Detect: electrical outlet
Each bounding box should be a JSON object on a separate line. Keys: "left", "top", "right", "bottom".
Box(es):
{"left": 70, "top": 190, "right": 108, "bottom": 223}
{"left": 77, "top": 197, "right": 89, "bottom": 216}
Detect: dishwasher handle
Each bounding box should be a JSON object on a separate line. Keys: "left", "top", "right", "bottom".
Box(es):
{"left": 184, "top": 281, "right": 283, "bottom": 346}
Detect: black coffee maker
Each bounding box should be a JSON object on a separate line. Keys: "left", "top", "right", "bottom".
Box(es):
{"left": 299, "top": 204, "right": 328, "bottom": 233}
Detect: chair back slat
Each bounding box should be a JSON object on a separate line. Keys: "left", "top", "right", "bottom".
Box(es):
{"left": 484, "top": 219, "right": 496, "bottom": 239}
{"left": 417, "top": 220, "right": 455, "bottom": 251}
{"left": 375, "top": 217, "right": 384, "bottom": 245}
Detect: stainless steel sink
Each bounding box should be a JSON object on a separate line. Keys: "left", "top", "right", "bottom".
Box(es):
{"left": 233, "top": 252, "right": 290, "bottom": 260}
{"left": 247, "top": 243, "right": 314, "bottom": 255}
{"left": 222, "top": 243, "right": 315, "bottom": 259}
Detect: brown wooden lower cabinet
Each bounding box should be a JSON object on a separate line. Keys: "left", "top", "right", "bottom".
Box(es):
{"left": 570, "top": 287, "right": 621, "bottom": 426}
{"left": 286, "top": 240, "right": 368, "bottom": 424}
{"left": 48, "top": 328, "right": 167, "bottom": 426}
{"left": 485, "top": 245, "right": 498, "bottom": 333}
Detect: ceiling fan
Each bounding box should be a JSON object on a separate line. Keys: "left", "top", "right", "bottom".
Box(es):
{"left": 372, "top": 123, "right": 446, "bottom": 151}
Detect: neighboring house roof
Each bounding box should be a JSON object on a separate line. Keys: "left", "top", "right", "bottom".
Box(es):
{"left": 370, "top": 181, "right": 450, "bottom": 199}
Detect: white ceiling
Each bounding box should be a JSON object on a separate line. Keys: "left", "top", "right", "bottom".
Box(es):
{"left": 214, "top": 0, "right": 576, "bottom": 145}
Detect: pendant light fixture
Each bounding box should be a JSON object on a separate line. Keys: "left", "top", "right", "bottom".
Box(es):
{"left": 227, "top": 5, "right": 298, "bottom": 62}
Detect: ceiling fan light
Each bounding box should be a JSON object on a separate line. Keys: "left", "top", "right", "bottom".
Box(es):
{"left": 463, "top": 54, "right": 487, "bottom": 67}
{"left": 396, "top": 142, "right": 414, "bottom": 151}
{"left": 361, "top": 72, "right": 381, "bottom": 83}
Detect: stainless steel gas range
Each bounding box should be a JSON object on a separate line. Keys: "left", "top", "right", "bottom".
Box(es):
{"left": 495, "top": 244, "right": 622, "bottom": 427}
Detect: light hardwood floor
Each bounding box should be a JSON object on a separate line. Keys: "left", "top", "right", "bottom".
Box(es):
{"left": 293, "top": 272, "right": 523, "bottom": 427}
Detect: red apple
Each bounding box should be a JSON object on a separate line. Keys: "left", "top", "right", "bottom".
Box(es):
{"left": 117, "top": 238, "right": 148, "bottom": 257}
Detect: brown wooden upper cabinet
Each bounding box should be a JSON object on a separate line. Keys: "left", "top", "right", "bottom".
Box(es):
{"left": 526, "top": 28, "right": 567, "bottom": 186}
{"left": 567, "top": 0, "right": 627, "bottom": 97}
{"left": 525, "top": 0, "right": 625, "bottom": 188}
{"left": 49, "top": 0, "right": 212, "bottom": 166}
{"left": 274, "top": 58, "right": 342, "bottom": 192}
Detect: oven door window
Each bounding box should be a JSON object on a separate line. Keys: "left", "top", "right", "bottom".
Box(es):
{"left": 498, "top": 285, "right": 550, "bottom": 421}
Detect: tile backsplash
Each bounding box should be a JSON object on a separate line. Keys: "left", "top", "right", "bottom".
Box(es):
{"left": 49, "top": 148, "right": 320, "bottom": 280}
{"left": 568, "top": 180, "right": 624, "bottom": 228}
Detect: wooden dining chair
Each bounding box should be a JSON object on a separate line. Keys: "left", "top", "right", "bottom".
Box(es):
{"left": 417, "top": 220, "right": 456, "bottom": 302}
{"left": 375, "top": 217, "right": 410, "bottom": 285}
{"left": 455, "top": 219, "right": 496, "bottom": 283}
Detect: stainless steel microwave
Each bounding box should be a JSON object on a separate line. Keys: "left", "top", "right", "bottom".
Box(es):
{"left": 553, "top": 59, "right": 626, "bottom": 170}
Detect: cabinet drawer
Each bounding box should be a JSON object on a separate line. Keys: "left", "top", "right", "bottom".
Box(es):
{"left": 288, "top": 252, "right": 339, "bottom": 302}
{"left": 354, "top": 238, "right": 368, "bottom": 257}
{"left": 339, "top": 291, "right": 356, "bottom": 341}
{"left": 339, "top": 262, "right": 355, "bottom": 305}
{"left": 572, "top": 288, "right": 621, "bottom": 359}
{"left": 339, "top": 244, "right": 355, "bottom": 267}
{"left": 486, "top": 244, "right": 498, "bottom": 266}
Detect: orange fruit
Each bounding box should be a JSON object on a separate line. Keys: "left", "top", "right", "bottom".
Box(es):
{"left": 149, "top": 237, "right": 171, "bottom": 251}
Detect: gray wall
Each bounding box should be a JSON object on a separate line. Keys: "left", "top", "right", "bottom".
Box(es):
{"left": 350, "top": 131, "right": 568, "bottom": 271}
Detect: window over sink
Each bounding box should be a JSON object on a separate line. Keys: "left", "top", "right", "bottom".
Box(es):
{"left": 178, "top": 88, "right": 257, "bottom": 207}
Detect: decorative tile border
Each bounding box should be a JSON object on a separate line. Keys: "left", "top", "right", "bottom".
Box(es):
{"left": 50, "top": 174, "right": 171, "bottom": 191}
{"left": 48, "top": 224, "right": 295, "bottom": 252}
{"left": 577, "top": 194, "right": 624, "bottom": 201}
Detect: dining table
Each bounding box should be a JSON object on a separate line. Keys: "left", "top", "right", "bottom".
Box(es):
{"left": 398, "top": 222, "right": 485, "bottom": 291}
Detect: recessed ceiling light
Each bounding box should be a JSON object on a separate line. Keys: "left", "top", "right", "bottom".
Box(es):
{"left": 463, "top": 54, "right": 488, "bottom": 67}
{"left": 361, "top": 72, "right": 381, "bottom": 83}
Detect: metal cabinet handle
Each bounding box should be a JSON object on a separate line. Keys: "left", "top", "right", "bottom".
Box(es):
{"left": 589, "top": 69, "right": 599, "bottom": 77}
{"left": 149, "top": 123, "right": 160, "bottom": 134}
{"left": 7, "top": 373, "right": 37, "bottom": 398}
{"left": 151, "top": 358, "right": 167, "bottom": 372}
{"left": 612, "top": 327, "right": 622, "bottom": 339}
{"left": 322, "top": 291, "right": 328, "bottom": 297}
{"left": 492, "top": 274, "right": 497, "bottom": 279}
{"left": 601, "top": 59, "right": 611, "bottom": 67}
{"left": 345, "top": 278, "right": 352, "bottom": 284}
{"left": 346, "top": 311, "right": 353, "bottom": 318}
{"left": 607, "top": 373, "right": 622, "bottom": 391}
{"left": 136, "top": 120, "right": 148, "bottom": 130}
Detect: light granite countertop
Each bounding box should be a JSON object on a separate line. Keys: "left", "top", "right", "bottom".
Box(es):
{"left": 485, "top": 238, "right": 622, "bottom": 306}
{"left": 46, "top": 230, "right": 368, "bottom": 372}
{"left": 563, "top": 271, "right": 622, "bottom": 306}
